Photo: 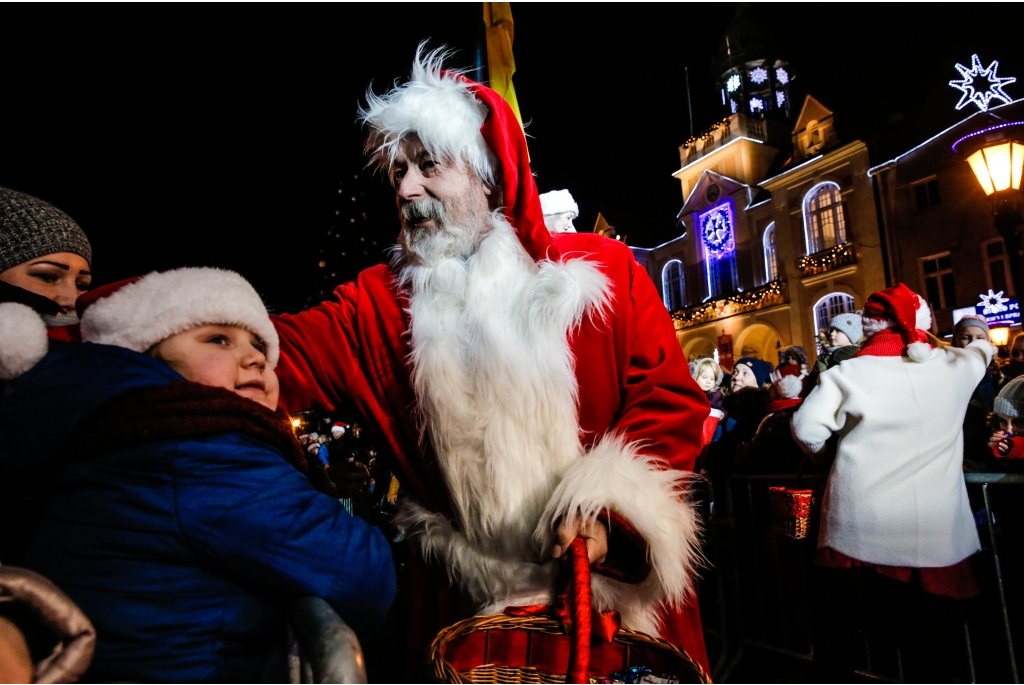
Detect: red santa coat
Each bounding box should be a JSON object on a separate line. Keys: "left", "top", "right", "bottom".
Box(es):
{"left": 273, "top": 227, "right": 711, "bottom": 675}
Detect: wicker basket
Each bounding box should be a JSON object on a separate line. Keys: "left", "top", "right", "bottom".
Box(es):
{"left": 429, "top": 538, "right": 710, "bottom": 684}
{"left": 768, "top": 487, "right": 814, "bottom": 540}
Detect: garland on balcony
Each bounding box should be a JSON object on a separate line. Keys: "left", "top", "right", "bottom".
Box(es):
{"left": 681, "top": 117, "right": 732, "bottom": 150}
{"left": 671, "top": 280, "right": 785, "bottom": 325}
{"left": 798, "top": 242, "right": 855, "bottom": 273}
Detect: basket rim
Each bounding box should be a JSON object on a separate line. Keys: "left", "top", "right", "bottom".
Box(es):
{"left": 429, "top": 613, "right": 711, "bottom": 684}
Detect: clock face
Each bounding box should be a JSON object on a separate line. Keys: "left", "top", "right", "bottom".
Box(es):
{"left": 700, "top": 202, "right": 735, "bottom": 260}
{"left": 706, "top": 184, "right": 721, "bottom": 203}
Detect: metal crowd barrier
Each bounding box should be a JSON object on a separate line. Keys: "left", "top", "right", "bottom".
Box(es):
{"left": 287, "top": 597, "right": 367, "bottom": 684}
{"left": 695, "top": 472, "right": 1024, "bottom": 683}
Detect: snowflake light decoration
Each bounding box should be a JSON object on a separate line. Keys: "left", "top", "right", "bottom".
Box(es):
{"left": 749, "top": 97, "right": 764, "bottom": 113}
{"left": 726, "top": 74, "right": 742, "bottom": 93}
{"left": 700, "top": 203, "right": 735, "bottom": 260}
{"left": 750, "top": 67, "right": 768, "bottom": 85}
{"left": 776, "top": 90, "right": 786, "bottom": 107}
{"left": 730, "top": 99, "right": 738, "bottom": 114}
{"left": 949, "top": 54, "right": 1016, "bottom": 112}
{"left": 979, "top": 289, "right": 1010, "bottom": 315}
{"left": 775, "top": 68, "right": 789, "bottom": 85}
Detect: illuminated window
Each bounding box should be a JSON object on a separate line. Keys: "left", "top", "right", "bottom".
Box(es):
{"left": 763, "top": 223, "right": 778, "bottom": 282}
{"left": 920, "top": 252, "right": 956, "bottom": 310}
{"left": 803, "top": 182, "right": 847, "bottom": 254}
{"left": 813, "top": 292, "right": 856, "bottom": 336}
{"left": 983, "top": 238, "right": 1013, "bottom": 296}
{"left": 662, "top": 260, "right": 684, "bottom": 311}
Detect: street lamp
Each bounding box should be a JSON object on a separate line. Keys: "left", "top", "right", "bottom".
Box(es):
{"left": 955, "top": 123, "right": 1024, "bottom": 297}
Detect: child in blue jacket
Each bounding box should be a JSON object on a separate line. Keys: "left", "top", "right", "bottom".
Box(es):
{"left": 0, "top": 268, "right": 395, "bottom": 683}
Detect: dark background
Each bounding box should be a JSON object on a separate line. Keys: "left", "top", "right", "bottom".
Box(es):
{"left": 2, "top": 3, "right": 1021, "bottom": 311}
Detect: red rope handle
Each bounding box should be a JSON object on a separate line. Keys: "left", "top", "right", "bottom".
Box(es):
{"left": 567, "top": 536, "right": 592, "bottom": 684}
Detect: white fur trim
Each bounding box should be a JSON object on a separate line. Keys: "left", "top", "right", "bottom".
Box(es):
{"left": 0, "top": 303, "right": 48, "bottom": 379}
{"left": 80, "top": 268, "right": 279, "bottom": 367}
{"left": 966, "top": 338, "right": 997, "bottom": 366}
{"left": 861, "top": 317, "right": 894, "bottom": 338}
{"left": 775, "top": 374, "right": 803, "bottom": 399}
{"left": 359, "top": 44, "right": 496, "bottom": 185}
{"left": 906, "top": 341, "right": 937, "bottom": 362}
{"left": 536, "top": 433, "right": 701, "bottom": 635}
{"left": 916, "top": 295, "right": 932, "bottom": 332}
{"left": 539, "top": 190, "right": 579, "bottom": 218}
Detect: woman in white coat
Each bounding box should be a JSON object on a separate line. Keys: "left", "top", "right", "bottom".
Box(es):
{"left": 792, "top": 283, "right": 994, "bottom": 682}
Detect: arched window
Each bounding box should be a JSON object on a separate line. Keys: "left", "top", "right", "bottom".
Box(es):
{"left": 813, "top": 292, "right": 856, "bottom": 336}
{"left": 662, "top": 260, "right": 684, "bottom": 311}
{"left": 803, "top": 182, "right": 847, "bottom": 254}
{"left": 763, "top": 223, "right": 778, "bottom": 282}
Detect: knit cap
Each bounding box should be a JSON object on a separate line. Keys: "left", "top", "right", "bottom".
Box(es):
{"left": 954, "top": 315, "right": 989, "bottom": 336}
{"left": 734, "top": 357, "right": 773, "bottom": 387}
{"left": 829, "top": 312, "right": 863, "bottom": 345}
{"left": 0, "top": 187, "right": 91, "bottom": 272}
{"left": 995, "top": 376, "right": 1024, "bottom": 419}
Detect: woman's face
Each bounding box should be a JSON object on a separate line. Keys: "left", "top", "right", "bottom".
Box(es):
{"left": 0, "top": 252, "right": 91, "bottom": 312}
{"left": 998, "top": 416, "right": 1024, "bottom": 435}
{"left": 731, "top": 364, "right": 758, "bottom": 392}
{"left": 696, "top": 367, "right": 718, "bottom": 392}
{"left": 953, "top": 326, "right": 988, "bottom": 349}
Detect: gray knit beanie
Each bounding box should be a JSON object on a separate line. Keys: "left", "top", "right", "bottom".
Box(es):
{"left": 829, "top": 312, "right": 863, "bottom": 345}
{"left": 995, "top": 376, "right": 1024, "bottom": 419}
{"left": 954, "top": 315, "right": 989, "bottom": 336}
{"left": 0, "top": 187, "right": 91, "bottom": 273}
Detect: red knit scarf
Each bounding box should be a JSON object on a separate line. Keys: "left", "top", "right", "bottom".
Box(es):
{"left": 768, "top": 397, "right": 803, "bottom": 413}
{"left": 61, "top": 381, "right": 314, "bottom": 478}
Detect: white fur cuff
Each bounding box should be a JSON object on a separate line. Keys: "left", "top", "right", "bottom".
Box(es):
{"left": 537, "top": 433, "right": 700, "bottom": 608}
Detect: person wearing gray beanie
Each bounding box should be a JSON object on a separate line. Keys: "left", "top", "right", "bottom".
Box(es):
{"left": 814, "top": 312, "right": 864, "bottom": 373}
{"left": 0, "top": 187, "right": 92, "bottom": 319}
{"left": 952, "top": 315, "right": 989, "bottom": 349}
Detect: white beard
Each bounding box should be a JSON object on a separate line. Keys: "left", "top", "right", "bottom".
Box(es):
{"left": 395, "top": 214, "right": 608, "bottom": 609}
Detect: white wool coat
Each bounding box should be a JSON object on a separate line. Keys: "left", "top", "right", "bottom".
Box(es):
{"left": 791, "top": 340, "right": 992, "bottom": 567}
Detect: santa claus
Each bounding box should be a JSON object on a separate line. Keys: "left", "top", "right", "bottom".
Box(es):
{"left": 272, "top": 47, "right": 710, "bottom": 676}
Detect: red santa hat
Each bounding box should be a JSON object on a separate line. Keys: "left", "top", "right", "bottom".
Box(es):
{"left": 359, "top": 45, "right": 554, "bottom": 262}
{"left": 773, "top": 364, "right": 804, "bottom": 400}
{"left": 861, "top": 283, "right": 933, "bottom": 362}
{"left": 77, "top": 267, "right": 280, "bottom": 367}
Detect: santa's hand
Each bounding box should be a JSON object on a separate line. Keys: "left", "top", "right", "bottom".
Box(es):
{"left": 552, "top": 519, "right": 608, "bottom": 565}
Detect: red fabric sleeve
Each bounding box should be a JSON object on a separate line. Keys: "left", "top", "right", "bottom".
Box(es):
{"left": 616, "top": 247, "right": 710, "bottom": 472}
{"left": 994, "top": 435, "right": 1024, "bottom": 460}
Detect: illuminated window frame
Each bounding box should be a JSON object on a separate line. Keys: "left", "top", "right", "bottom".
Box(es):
{"left": 662, "top": 259, "right": 685, "bottom": 311}
{"left": 813, "top": 292, "right": 856, "bottom": 336}
{"left": 763, "top": 222, "right": 778, "bottom": 283}
{"left": 802, "top": 182, "right": 847, "bottom": 254}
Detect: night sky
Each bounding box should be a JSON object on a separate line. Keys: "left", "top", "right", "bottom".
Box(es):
{"left": 2, "top": 4, "right": 1021, "bottom": 312}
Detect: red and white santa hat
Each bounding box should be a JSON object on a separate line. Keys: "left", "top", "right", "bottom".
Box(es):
{"left": 78, "top": 267, "right": 280, "bottom": 367}
{"left": 861, "top": 282, "right": 933, "bottom": 362}
{"left": 359, "top": 44, "right": 554, "bottom": 263}
{"left": 772, "top": 364, "right": 805, "bottom": 400}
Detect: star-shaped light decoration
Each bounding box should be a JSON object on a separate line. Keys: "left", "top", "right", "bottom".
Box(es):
{"left": 775, "top": 67, "right": 789, "bottom": 85}
{"left": 726, "top": 74, "right": 742, "bottom": 93}
{"left": 750, "top": 67, "right": 768, "bottom": 85}
{"left": 979, "top": 289, "right": 1010, "bottom": 315}
{"left": 749, "top": 97, "right": 765, "bottom": 113}
{"left": 949, "top": 54, "right": 1016, "bottom": 112}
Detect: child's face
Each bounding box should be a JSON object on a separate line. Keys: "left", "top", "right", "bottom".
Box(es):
{"left": 998, "top": 415, "right": 1024, "bottom": 434}
{"left": 696, "top": 367, "right": 718, "bottom": 392}
{"left": 150, "top": 324, "right": 279, "bottom": 411}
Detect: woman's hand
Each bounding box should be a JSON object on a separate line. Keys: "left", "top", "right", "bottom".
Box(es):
{"left": 552, "top": 518, "right": 608, "bottom": 565}
{"left": 989, "top": 430, "right": 1009, "bottom": 451}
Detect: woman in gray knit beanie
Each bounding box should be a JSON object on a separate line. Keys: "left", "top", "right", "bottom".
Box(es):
{"left": 0, "top": 186, "right": 92, "bottom": 319}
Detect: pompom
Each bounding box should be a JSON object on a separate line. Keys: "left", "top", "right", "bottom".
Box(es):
{"left": 906, "top": 341, "right": 936, "bottom": 363}
{"left": 775, "top": 374, "right": 803, "bottom": 399}
{"left": 0, "top": 302, "right": 49, "bottom": 379}
{"left": 915, "top": 295, "right": 932, "bottom": 332}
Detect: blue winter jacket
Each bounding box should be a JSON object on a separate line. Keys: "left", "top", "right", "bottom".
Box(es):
{"left": 0, "top": 343, "right": 396, "bottom": 683}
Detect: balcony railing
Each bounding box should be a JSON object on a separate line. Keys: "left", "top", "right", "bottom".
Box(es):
{"left": 671, "top": 280, "right": 788, "bottom": 330}
{"left": 797, "top": 242, "right": 857, "bottom": 278}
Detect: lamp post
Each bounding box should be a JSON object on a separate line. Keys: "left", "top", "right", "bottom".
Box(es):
{"left": 955, "top": 124, "right": 1024, "bottom": 297}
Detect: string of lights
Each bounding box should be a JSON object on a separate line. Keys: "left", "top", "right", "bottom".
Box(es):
{"left": 670, "top": 280, "right": 786, "bottom": 327}
{"left": 797, "top": 242, "right": 857, "bottom": 276}
{"left": 681, "top": 117, "right": 732, "bottom": 150}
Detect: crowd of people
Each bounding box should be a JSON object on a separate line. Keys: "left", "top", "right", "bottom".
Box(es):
{"left": 689, "top": 286, "right": 1023, "bottom": 681}
{"left": 0, "top": 46, "right": 1017, "bottom": 685}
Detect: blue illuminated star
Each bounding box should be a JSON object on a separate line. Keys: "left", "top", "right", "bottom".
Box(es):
{"left": 949, "top": 54, "right": 1016, "bottom": 112}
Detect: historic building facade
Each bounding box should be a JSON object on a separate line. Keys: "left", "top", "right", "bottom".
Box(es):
{"left": 869, "top": 98, "right": 1024, "bottom": 337}
{"left": 632, "top": 94, "right": 886, "bottom": 367}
